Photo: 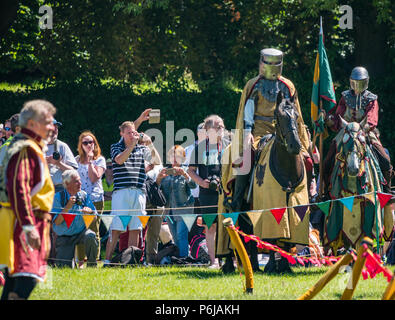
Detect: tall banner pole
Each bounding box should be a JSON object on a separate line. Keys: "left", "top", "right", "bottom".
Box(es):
{"left": 318, "top": 100, "right": 324, "bottom": 197}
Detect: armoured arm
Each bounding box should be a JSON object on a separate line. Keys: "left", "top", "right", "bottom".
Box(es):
{"left": 244, "top": 98, "right": 255, "bottom": 131}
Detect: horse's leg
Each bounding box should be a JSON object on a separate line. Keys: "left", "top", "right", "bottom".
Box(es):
{"left": 263, "top": 250, "right": 277, "bottom": 274}
{"left": 277, "top": 242, "right": 293, "bottom": 274}
{"left": 238, "top": 213, "right": 263, "bottom": 273}
{"left": 221, "top": 253, "right": 235, "bottom": 274}
{"left": 248, "top": 242, "right": 261, "bottom": 272}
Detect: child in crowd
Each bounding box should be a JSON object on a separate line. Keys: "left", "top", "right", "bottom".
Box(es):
{"left": 156, "top": 145, "right": 196, "bottom": 257}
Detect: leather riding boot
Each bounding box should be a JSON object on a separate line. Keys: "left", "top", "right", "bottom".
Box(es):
{"left": 225, "top": 173, "right": 250, "bottom": 212}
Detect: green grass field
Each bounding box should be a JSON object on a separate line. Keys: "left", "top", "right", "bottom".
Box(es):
{"left": 2, "top": 265, "right": 389, "bottom": 300}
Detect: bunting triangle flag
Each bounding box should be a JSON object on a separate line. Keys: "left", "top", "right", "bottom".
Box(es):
{"left": 247, "top": 211, "right": 263, "bottom": 228}
{"left": 363, "top": 193, "right": 375, "bottom": 204}
{"left": 181, "top": 214, "right": 197, "bottom": 232}
{"left": 62, "top": 213, "right": 76, "bottom": 228}
{"left": 167, "top": 215, "right": 174, "bottom": 224}
{"left": 82, "top": 215, "right": 96, "bottom": 229}
{"left": 203, "top": 214, "right": 217, "bottom": 229}
{"left": 119, "top": 215, "right": 132, "bottom": 230}
{"left": 339, "top": 196, "right": 355, "bottom": 213}
{"left": 317, "top": 201, "right": 331, "bottom": 216}
{"left": 222, "top": 212, "right": 240, "bottom": 225}
{"left": 270, "top": 208, "right": 286, "bottom": 224}
{"left": 377, "top": 193, "right": 392, "bottom": 208}
{"left": 100, "top": 215, "right": 114, "bottom": 230}
{"left": 138, "top": 216, "right": 150, "bottom": 229}
{"left": 294, "top": 205, "right": 309, "bottom": 222}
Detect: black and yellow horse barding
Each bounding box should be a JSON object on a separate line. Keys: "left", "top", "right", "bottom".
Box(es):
{"left": 217, "top": 92, "right": 310, "bottom": 273}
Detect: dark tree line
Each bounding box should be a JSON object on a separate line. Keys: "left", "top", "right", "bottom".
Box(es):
{"left": 0, "top": 0, "right": 394, "bottom": 158}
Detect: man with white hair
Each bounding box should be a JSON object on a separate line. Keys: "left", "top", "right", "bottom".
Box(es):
{"left": 0, "top": 99, "right": 55, "bottom": 300}
{"left": 51, "top": 169, "right": 98, "bottom": 268}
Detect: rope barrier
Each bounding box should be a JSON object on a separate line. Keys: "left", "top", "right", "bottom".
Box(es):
{"left": 47, "top": 190, "right": 391, "bottom": 218}
{"left": 230, "top": 224, "right": 342, "bottom": 266}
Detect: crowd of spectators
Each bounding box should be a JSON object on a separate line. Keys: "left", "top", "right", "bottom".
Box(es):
{"left": 0, "top": 109, "right": 232, "bottom": 269}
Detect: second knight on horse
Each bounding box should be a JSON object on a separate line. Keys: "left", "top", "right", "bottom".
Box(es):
{"left": 324, "top": 66, "right": 393, "bottom": 196}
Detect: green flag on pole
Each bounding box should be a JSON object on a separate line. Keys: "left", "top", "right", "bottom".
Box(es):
{"left": 311, "top": 17, "right": 337, "bottom": 135}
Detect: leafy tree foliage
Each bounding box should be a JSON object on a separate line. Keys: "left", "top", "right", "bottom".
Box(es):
{"left": 0, "top": 0, "right": 394, "bottom": 159}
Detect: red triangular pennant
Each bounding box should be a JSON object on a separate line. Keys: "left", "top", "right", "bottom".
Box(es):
{"left": 377, "top": 193, "right": 392, "bottom": 208}
{"left": 270, "top": 208, "right": 286, "bottom": 224}
{"left": 62, "top": 213, "right": 76, "bottom": 228}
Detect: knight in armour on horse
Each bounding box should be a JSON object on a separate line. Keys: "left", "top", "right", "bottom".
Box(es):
{"left": 217, "top": 48, "right": 313, "bottom": 273}
{"left": 324, "top": 66, "right": 393, "bottom": 196}
{"left": 322, "top": 66, "right": 394, "bottom": 251}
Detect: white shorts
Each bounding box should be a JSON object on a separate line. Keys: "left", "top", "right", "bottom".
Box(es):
{"left": 109, "top": 188, "right": 147, "bottom": 231}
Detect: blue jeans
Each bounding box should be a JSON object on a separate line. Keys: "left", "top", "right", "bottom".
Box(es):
{"left": 166, "top": 215, "right": 189, "bottom": 257}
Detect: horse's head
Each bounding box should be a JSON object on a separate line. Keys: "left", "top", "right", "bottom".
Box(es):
{"left": 274, "top": 91, "right": 301, "bottom": 155}
{"left": 338, "top": 116, "right": 367, "bottom": 177}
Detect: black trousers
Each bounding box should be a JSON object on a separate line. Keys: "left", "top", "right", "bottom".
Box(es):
{"left": 0, "top": 269, "right": 37, "bottom": 300}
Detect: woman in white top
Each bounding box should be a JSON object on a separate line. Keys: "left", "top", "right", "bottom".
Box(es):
{"left": 75, "top": 131, "right": 106, "bottom": 266}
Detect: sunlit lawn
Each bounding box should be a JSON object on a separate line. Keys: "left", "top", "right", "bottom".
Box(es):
{"left": 2, "top": 264, "right": 389, "bottom": 300}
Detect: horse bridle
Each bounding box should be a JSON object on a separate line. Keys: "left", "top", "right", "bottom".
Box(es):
{"left": 273, "top": 101, "right": 299, "bottom": 149}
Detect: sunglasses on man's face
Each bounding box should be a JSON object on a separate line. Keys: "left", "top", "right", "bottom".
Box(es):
{"left": 4, "top": 127, "right": 11, "bottom": 131}
{"left": 82, "top": 141, "right": 94, "bottom": 146}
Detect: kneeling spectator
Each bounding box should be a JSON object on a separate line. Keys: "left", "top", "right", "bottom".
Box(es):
{"left": 52, "top": 169, "right": 99, "bottom": 267}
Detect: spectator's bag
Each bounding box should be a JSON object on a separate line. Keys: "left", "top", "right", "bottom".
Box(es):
{"left": 145, "top": 176, "right": 166, "bottom": 207}
{"left": 189, "top": 234, "right": 210, "bottom": 264}
{"left": 110, "top": 246, "right": 143, "bottom": 266}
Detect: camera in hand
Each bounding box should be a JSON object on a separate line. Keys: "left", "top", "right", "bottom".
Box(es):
{"left": 52, "top": 151, "right": 60, "bottom": 160}
{"left": 165, "top": 167, "right": 176, "bottom": 175}
{"left": 208, "top": 175, "right": 220, "bottom": 191}
{"left": 75, "top": 194, "right": 83, "bottom": 206}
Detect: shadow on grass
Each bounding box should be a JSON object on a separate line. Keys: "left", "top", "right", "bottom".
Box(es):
{"left": 139, "top": 265, "right": 330, "bottom": 280}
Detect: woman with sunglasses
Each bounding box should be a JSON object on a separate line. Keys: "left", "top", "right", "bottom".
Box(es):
{"left": 75, "top": 131, "right": 106, "bottom": 267}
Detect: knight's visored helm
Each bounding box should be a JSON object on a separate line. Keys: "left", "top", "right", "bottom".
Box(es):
{"left": 350, "top": 66, "right": 369, "bottom": 94}
{"left": 259, "top": 48, "right": 283, "bottom": 80}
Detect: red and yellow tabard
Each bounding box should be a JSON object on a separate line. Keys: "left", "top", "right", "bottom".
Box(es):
{"left": 0, "top": 129, "right": 54, "bottom": 279}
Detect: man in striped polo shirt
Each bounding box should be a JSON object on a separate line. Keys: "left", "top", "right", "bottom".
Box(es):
{"left": 104, "top": 121, "right": 161, "bottom": 264}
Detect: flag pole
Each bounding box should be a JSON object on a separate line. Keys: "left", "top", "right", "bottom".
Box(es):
{"left": 318, "top": 100, "right": 324, "bottom": 197}
{"left": 318, "top": 16, "right": 325, "bottom": 198}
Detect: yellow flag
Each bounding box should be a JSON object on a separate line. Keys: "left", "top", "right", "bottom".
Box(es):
{"left": 138, "top": 215, "right": 150, "bottom": 228}
{"left": 246, "top": 211, "right": 263, "bottom": 228}
{"left": 363, "top": 193, "right": 375, "bottom": 204}
{"left": 82, "top": 215, "right": 96, "bottom": 229}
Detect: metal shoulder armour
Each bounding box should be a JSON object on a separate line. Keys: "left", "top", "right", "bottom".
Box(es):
{"left": 363, "top": 90, "right": 377, "bottom": 103}
{"left": 278, "top": 80, "right": 292, "bottom": 99}
{"left": 342, "top": 89, "right": 377, "bottom": 110}
{"left": 254, "top": 78, "right": 291, "bottom": 103}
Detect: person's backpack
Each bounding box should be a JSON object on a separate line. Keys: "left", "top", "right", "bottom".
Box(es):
{"left": 155, "top": 241, "right": 179, "bottom": 265}
{"left": 189, "top": 234, "right": 210, "bottom": 264}
{"left": 145, "top": 176, "right": 166, "bottom": 207}
{"left": 110, "top": 246, "right": 143, "bottom": 266}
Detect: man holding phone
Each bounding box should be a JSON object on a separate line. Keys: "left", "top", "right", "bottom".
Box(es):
{"left": 103, "top": 120, "right": 161, "bottom": 265}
